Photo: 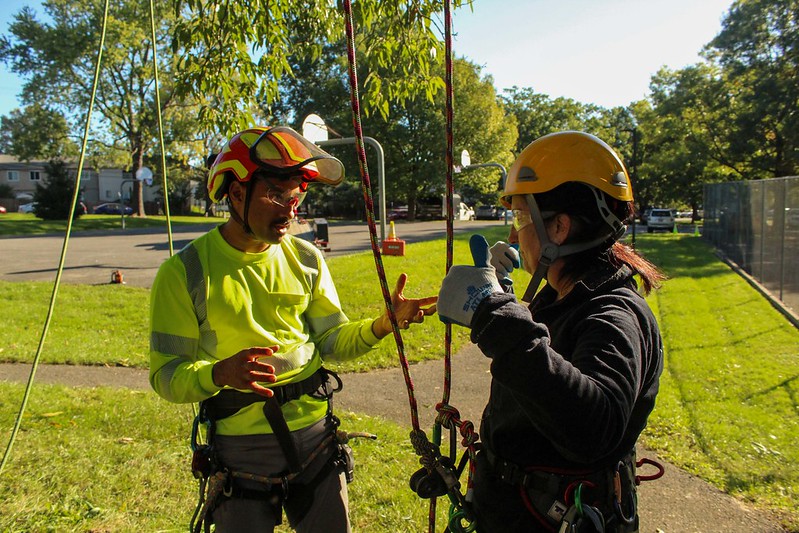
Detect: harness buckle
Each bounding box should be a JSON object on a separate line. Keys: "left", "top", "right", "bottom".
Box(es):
{"left": 191, "top": 445, "right": 214, "bottom": 480}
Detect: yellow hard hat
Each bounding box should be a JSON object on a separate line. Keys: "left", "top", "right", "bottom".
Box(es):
{"left": 500, "top": 131, "right": 632, "bottom": 208}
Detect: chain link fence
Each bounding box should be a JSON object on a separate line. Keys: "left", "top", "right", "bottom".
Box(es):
{"left": 703, "top": 176, "right": 799, "bottom": 316}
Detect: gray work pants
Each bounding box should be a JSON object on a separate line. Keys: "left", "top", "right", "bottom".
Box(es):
{"left": 211, "top": 418, "right": 351, "bottom": 533}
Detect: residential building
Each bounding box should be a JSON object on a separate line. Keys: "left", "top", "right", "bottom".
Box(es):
{"left": 0, "top": 154, "right": 162, "bottom": 212}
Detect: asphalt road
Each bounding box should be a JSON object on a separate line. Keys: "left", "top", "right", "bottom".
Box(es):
{"left": 0, "top": 218, "right": 689, "bottom": 288}
{"left": 0, "top": 218, "right": 508, "bottom": 288}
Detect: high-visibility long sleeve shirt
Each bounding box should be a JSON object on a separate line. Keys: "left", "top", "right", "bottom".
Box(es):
{"left": 149, "top": 228, "right": 380, "bottom": 436}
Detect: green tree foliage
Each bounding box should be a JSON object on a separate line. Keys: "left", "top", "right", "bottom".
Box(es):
{"left": 32, "top": 159, "right": 84, "bottom": 220}
{"left": 644, "top": 65, "right": 732, "bottom": 210}
{"left": 0, "top": 104, "right": 78, "bottom": 161}
{"left": 0, "top": 0, "right": 205, "bottom": 216}
{"left": 152, "top": 158, "right": 204, "bottom": 216}
{"left": 172, "top": 0, "right": 473, "bottom": 134}
{"left": 0, "top": 184, "right": 15, "bottom": 199}
{"left": 501, "top": 87, "right": 612, "bottom": 153}
{"left": 271, "top": 53, "right": 516, "bottom": 219}
{"left": 704, "top": 0, "right": 799, "bottom": 178}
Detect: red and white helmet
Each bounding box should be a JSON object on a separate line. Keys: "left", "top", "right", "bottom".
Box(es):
{"left": 207, "top": 126, "right": 345, "bottom": 203}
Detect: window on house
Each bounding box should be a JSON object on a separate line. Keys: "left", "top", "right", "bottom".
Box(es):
{"left": 30, "top": 171, "right": 41, "bottom": 181}
{"left": 7, "top": 171, "right": 19, "bottom": 182}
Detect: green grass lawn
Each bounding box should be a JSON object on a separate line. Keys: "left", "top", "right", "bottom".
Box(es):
{"left": 1, "top": 231, "right": 798, "bottom": 531}
{"left": 0, "top": 212, "right": 222, "bottom": 236}
{"left": 0, "top": 385, "right": 443, "bottom": 532}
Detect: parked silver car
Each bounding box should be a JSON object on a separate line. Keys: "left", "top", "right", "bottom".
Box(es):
{"left": 646, "top": 208, "right": 676, "bottom": 233}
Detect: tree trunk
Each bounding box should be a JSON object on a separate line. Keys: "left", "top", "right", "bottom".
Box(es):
{"left": 131, "top": 140, "right": 146, "bottom": 217}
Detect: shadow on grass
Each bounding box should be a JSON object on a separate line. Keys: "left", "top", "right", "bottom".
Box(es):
{"left": 637, "top": 235, "right": 730, "bottom": 279}
{"left": 743, "top": 373, "right": 799, "bottom": 407}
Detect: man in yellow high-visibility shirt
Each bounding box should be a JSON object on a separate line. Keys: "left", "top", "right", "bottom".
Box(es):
{"left": 149, "top": 126, "right": 436, "bottom": 532}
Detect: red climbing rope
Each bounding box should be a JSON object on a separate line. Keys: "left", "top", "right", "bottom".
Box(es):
{"left": 341, "top": 2, "right": 478, "bottom": 531}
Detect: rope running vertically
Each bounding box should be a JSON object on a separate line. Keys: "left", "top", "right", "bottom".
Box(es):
{"left": 148, "top": 0, "right": 174, "bottom": 257}
{"left": 0, "top": 0, "right": 112, "bottom": 477}
{"left": 0, "top": 0, "right": 178, "bottom": 476}
{"left": 341, "top": 1, "right": 476, "bottom": 530}
{"left": 434, "top": 3, "right": 479, "bottom": 531}
{"left": 340, "top": 1, "right": 424, "bottom": 431}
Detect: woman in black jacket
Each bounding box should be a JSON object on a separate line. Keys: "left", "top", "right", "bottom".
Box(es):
{"left": 438, "top": 131, "right": 665, "bottom": 533}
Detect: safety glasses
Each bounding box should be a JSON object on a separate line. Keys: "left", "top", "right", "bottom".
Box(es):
{"left": 261, "top": 179, "right": 307, "bottom": 208}
{"left": 249, "top": 126, "right": 344, "bottom": 186}
{"left": 511, "top": 209, "right": 533, "bottom": 231}
{"left": 511, "top": 209, "right": 557, "bottom": 231}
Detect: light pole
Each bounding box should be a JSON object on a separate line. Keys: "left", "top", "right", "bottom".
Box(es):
{"left": 315, "top": 137, "right": 386, "bottom": 242}
{"left": 303, "top": 114, "right": 387, "bottom": 242}
{"left": 119, "top": 179, "right": 137, "bottom": 229}
{"left": 622, "top": 127, "right": 638, "bottom": 249}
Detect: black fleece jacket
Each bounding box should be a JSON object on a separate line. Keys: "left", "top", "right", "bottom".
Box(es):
{"left": 471, "top": 264, "right": 663, "bottom": 470}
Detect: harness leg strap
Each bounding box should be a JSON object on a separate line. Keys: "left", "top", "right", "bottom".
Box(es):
{"left": 263, "top": 396, "right": 302, "bottom": 473}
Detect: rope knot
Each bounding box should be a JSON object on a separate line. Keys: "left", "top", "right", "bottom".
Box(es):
{"left": 435, "top": 403, "right": 460, "bottom": 429}
{"left": 459, "top": 420, "right": 478, "bottom": 447}
{"left": 409, "top": 429, "right": 438, "bottom": 468}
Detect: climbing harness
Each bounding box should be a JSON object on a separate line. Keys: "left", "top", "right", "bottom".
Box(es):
{"left": 202, "top": 367, "right": 342, "bottom": 473}
{"left": 488, "top": 449, "right": 664, "bottom": 532}
{"left": 188, "top": 366, "right": 371, "bottom": 532}
{"left": 340, "top": 3, "right": 667, "bottom": 531}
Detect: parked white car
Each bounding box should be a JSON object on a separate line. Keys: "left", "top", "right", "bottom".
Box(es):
{"left": 646, "top": 208, "right": 676, "bottom": 233}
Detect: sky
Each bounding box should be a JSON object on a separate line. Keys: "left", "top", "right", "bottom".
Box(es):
{"left": 0, "top": 0, "right": 735, "bottom": 116}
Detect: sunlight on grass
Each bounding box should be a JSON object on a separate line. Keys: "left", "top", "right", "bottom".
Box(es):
{"left": 0, "top": 213, "right": 223, "bottom": 236}
{"left": 0, "top": 383, "right": 448, "bottom": 532}
{"left": 638, "top": 234, "right": 799, "bottom": 529}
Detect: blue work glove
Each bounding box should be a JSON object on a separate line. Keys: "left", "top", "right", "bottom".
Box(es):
{"left": 438, "top": 234, "right": 503, "bottom": 328}
{"left": 489, "top": 241, "right": 520, "bottom": 287}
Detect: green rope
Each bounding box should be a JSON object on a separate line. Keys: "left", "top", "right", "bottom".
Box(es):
{"left": 147, "top": 0, "right": 194, "bottom": 427}
{"left": 148, "top": 0, "right": 174, "bottom": 257}
{"left": 0, "top": 0, "right": 112, "bottom": 477}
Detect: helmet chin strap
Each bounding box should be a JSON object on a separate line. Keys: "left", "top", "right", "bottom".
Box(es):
{"left": 519, "top": 194, "right": 558, "bottom": 304}
{"left": 518, "top": 190, "right": 627, "bottom": 305}
{"left": 227, "top": 180, "right": 257, "bottom": 236}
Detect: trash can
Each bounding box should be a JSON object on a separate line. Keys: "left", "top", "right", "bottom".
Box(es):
{"left": 313, "top": 218, "right": 329, "bottom": 242}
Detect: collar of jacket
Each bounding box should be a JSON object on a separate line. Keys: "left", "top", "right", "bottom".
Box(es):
{"left": 531, "top": 263, "right": 635, "bottom": 314}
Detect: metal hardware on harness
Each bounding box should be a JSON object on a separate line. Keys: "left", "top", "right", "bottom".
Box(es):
{"left": 335, "top": 429, "right": 376, "bottom": 484}
{"left": 191, "top": 445, "right": 214, "bottom": 480}
{"left": 409, "top": 455, "right": 461, "bottom": 500}
{"left": 190, "top": 412, "right": 216, "bottom": 480}
{"left": 558, "top": 500, "right": 606, "bottom": 533}
{"left": 613, "top": 461, "right": 636, "bottom": 526}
